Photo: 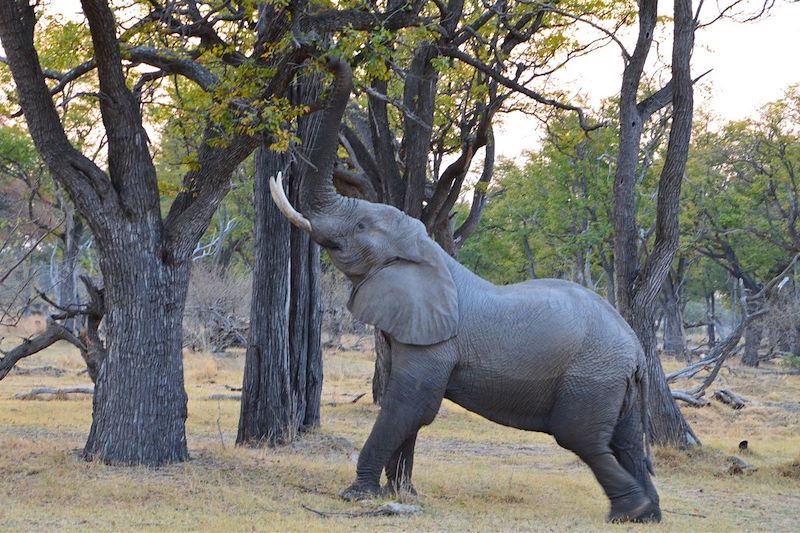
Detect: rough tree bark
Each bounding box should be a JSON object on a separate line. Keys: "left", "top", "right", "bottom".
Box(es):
{"left": 238, "top": 148, "right": 295, "bottom": 445}
{"left": 288, "top": 175, "right": 323, "bottom": 430}
{"left": 612, "top": 0, "right": 699, "bottom": 447}
{"left": 84, "top": 238, "right": 190, "bottom": 463}
{"left": 0, "top": 0, "right": 261, "bottom": 464}
{"left": 706, "top": 291, "right": 717, "bottom": 347}
{"left": 237, "top": 72, "right": 324, "bottom": 444}
{"left": 742, "top": 314, "right": 763, "bottom": 366}
{"left": 56, "top": 202, "right": 83, "bottom": 334}
{"left": 662, "top": 262, "right": 687, "bottom": 359}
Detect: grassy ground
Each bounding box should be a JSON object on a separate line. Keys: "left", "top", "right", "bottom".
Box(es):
{"left": 0, "top": 328, "right": 798, "bottom": 532}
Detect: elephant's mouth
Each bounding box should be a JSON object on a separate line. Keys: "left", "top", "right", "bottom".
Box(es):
{"left": 319, "top": 238, "right": 341, "bottom": 251}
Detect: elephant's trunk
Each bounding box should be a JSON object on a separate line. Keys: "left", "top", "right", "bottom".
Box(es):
{"left": 299, "top": 57, "right": 352, "bottom": 215}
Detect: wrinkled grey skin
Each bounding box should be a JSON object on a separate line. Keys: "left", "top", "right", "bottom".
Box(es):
{"left": 280, "top": 58, "right": 661, "bottom": 523}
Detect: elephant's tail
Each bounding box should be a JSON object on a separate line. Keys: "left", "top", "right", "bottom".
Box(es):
{"left": 636, "top": 360, "right": 655, "bottom": 476}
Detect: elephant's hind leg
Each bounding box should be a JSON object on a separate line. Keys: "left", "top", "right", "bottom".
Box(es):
{"left": 610, "top": 401, "right": 661, "bottom": 522}
{"left": 550, "top": 380, "right": 652, "bottom": 523}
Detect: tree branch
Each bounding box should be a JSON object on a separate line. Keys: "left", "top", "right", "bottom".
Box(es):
{"left": 126, "top": 46, "right": 218, "bottom": 91}
{"left": 454, "top": 125, "right": 495, "bottom": 247}
{"left": 440, "top": 46, "right": 605, "bottom": 131}
{"left": 0, "top": 0, "right": 115, "bottom": 218}
{"left": 81, "top": 0, "right": 160, "bottom": 215}
{"left": 0, "top": 323, "right": 85, "bottom": 381}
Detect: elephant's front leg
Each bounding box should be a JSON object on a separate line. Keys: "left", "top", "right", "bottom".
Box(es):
{"left": 341, "top": 348, "right": 450, "bottom": 501}
{"left": 384, "top": 432, "right": 417, "bottom": 496}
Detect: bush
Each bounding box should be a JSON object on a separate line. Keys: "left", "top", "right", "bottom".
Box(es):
{"left": 183, "top": 265, "right": 251, "bottom": 353}
{"left": 320, "top": 262, "right": 369, "bottom": 348}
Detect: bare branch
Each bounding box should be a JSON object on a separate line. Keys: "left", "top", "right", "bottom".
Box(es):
{"left": 0, "top": 222, "right": 62, "bottom": 285}
{"left": 362, "top": 86, "right": 431, "bottom": 131}
{"left": 126, "top": 46, "right": 218, "bottom": 91}
{"left": 0, "top": 323, "right": 85, "bottom": 381}
{"left": 527, "top": 2, "right": 631, "bottom": 62}
{"left": 440, "top": 47, "right": 606, "bottom": 131}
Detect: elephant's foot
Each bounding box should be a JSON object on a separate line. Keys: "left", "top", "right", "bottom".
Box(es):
{"left": 608, "top": 494, "right": 660, "bottom": 523}
{"left": 339, "top": 481, "right": 381, "bottom": 502}
{"left": 382, "top": 480, "right": 417, "bottom": 500}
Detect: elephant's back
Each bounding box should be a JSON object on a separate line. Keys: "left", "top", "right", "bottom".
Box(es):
{"left": 460, "top": 277, "right": 641, "bottom": 372}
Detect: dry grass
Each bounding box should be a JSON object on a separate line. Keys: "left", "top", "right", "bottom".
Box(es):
{"left": 1, "top": 335, "right": 798, "bottom": 531}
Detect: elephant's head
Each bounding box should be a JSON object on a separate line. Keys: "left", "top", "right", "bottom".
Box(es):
{"left": 269, "top": 58, "right": 459, "bottom": 345}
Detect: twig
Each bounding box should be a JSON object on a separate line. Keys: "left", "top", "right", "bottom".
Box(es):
{"left": 301, "top": 504, "right": 383, "bottom": 518}
{"left": 301, "top": 502, "right": 420, "bottom": 518}
{"left": 0, "top": 221, "right": 63, "bottom": 285}
{"left": 350, "top": 392, "right": 366, "bottom": 404}
{"left": 664, "top": 509, "right": 707, "bottom": 518}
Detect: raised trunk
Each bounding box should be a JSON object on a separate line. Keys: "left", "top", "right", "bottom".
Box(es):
{"left": 84, "top": 231, "right": 189, "bottom": 465}
{"left": 299, "top": 58, "right": 352, "bottom": 213}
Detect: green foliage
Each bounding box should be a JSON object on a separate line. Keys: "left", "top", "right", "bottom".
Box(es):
{"left": 684, "top": 86, "right": 800, "bottom": 288}
{"left": 785, "top": 354, "right": 800, "bottom": 370}
{"left": 0, "top": 126, "right": 37, "bottom": 170}
{"left": 458, "top": 108, "right": 623, "bottom": 287}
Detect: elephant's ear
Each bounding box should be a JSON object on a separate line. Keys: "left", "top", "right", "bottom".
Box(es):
{"left": 348, "top": 239, "right": 459, "bottom": 346}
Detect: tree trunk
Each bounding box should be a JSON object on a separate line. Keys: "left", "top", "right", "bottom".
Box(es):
{"left": 742, "top": 317, "right": 763, "bottom": 367}
{"left": 662, "top": 275, "right": 686, "bottom": 359}
{"left": 612, "top": 0, "right": 697, "bottom": 447}
{"left": 288, "top": 182, "right": 323, "bottom": 430}
{"left": 706, "top": 291, "right": 716, "bottom": 347}
{"left": 603, "top": 262, "right": 616, "bottom": 307}
{"left": 238, "top": 72, "right": 325, "bottom": 443}
{"left": 58, "top": 208, "right": 83, "bottom": 333}
{"left": 303, "top": 241, "right": 323, "bottom": 428}
{"left": 631, "top": 309, "right": 700, "bottom": 446}
{"left": 84, "top": 235, "right": 189, "bottom": 465}
{"left": 523, "top": 235, "right": 537, "bottom": 279}
{"left": 372, "top": 330, "right": 392, "bottom": 405}
{"left": 238, "top": 148, "right": 295, "bottom": 445}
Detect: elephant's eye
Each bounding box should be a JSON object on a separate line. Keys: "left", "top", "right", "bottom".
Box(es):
{"left": 355, "top": 221, "right": 366, "bottom": 232}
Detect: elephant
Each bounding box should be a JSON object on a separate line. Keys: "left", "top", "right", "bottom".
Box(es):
{"left": 269, "top": 57, "right": 661, "bottom": 523}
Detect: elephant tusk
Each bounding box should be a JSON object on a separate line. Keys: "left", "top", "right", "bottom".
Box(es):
{"left": 268, "top": 171, "right": 312, "bottom": 233}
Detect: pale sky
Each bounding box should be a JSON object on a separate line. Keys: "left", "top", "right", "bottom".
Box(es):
{"left": 496, "top": 1, "right": 800, "bottom": 160}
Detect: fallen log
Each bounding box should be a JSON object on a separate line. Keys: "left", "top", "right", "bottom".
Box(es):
{"left": 14, "top": 386, "right": 94, "bottom": 400}
{"left": 713, "top": 389, "right": 747, "bottom": 409}
{"left": 208, "top": 393, "right": 241, "bottom": 401}
{"left": 672, "top": 390, "right": 710, "bottom": 407}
